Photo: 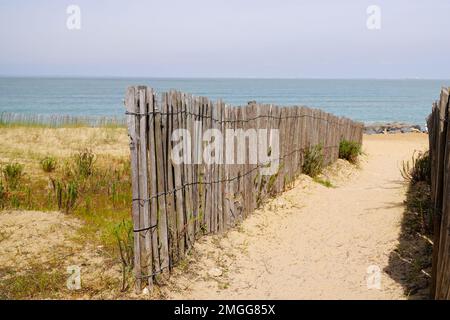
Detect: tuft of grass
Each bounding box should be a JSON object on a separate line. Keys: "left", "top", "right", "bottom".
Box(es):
{"left": 2, "top": 162, "right": 24, "bottom": 190}
{"left": 400, "top": 151, "right": 431, "bottom": 185}
{"left": 73, "top": 149, "right": 95, "bottom": 178}
{"left": 302, "top": 144, "right": 324, "bottom": 177}
{"left": 40, "top": 156, "right": 57, "bottom": 173}
{"left": 339, "top": 140, "right": 362, "bottom": 164}
{"left": 313, "top": 177, "right": 334, "bottom": 188}
{"left": 266, "top": 164, "right": 282, "bottom": 196}
{"left": 0, "top": 265, "right": 67, "bottom": 299}
{"left": 51, "top": 178, "right": 79, "bottom": 214}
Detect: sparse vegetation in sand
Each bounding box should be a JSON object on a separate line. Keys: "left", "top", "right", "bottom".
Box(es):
{"left": 302, "top": 144, "right": 324, "bottom": 177}
{"left": 40, "top": 156, "right": 57, "bottom": 173}
{"left": 0, "top": 262, "right": 67, "bottom": 300}
{"left": 0, "top": 126, "right": 136, "bottom": 298}
{"left": 339, "top": 140, "right": 362, "bottom": 164}
{"left": 2, "top": 162, "right": 24, "bottom": 190}
{"left": 400, "top": 151, "right": 431, "bottom": 186}
{"left": 313, "top": 177, "right": 334, "bottom": 188}
{"left": 113, "top": 219, "right": 134, "bottom": 292}
{"left": 386, "top": 150, "right": 433, "bottom": 299}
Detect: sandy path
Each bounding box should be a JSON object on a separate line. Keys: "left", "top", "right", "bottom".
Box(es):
{"left": 163, "top": 133, "right": 428, "bottom": 300}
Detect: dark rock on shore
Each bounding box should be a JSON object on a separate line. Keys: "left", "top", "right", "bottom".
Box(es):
{"left": 364, "top": 122, "right": 428, "bottom": 135}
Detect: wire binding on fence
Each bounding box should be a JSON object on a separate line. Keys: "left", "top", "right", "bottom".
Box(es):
{"left": 125, "top": 110, "right": 363, "bottom": 128}
{"left": 133, "top": 224, "right": 158, "bottom": 233}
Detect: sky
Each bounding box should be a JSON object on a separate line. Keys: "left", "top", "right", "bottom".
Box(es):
{"left": 0, "top": 0, "right": 449, "bottom": 79}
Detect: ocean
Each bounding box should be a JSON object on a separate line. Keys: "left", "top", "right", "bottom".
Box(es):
{"left": 1, "top": 78, "right": 449, "bottom": 125}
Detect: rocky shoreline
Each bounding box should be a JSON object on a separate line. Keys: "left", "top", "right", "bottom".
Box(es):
{"left": 364, "top": 122, "right": 428, "bottom": 135}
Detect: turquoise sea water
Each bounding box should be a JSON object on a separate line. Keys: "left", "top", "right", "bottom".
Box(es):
{"left": 0, "top": 78, "right": 449, "bottom": 125}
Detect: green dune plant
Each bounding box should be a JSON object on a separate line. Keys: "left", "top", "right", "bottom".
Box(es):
{"left": 40, "top": 156, "right": 57, "bottom": 173}
{"left": 400, "top": 151, "right": 431, "bottom": 185}
{"left": 2, "top": 162, "right": 24, "bottom": 190}
{"left": 51, "top": 178, "right": 79, "bottom": 214}
{"left": 302, "top": 144, "right": 324, "bottom": 177}
{"left": 74, "top": 149, "right": 95, "bottom": 178}
{"left": 339, "top": 140, "right": 362, "bottom": 164}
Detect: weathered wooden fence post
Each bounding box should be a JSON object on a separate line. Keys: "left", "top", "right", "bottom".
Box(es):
{"left": 429, "top": 87, "right": 450, "bottom": 299}
{"left": 125, "top": 86, "right": 143, "bottom": 292}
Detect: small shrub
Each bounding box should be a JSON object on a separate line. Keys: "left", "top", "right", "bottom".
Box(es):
{"left": 2, "top": 162, "right": 24, "bottom": 190}
{"left": 339, "top": 140, "right": 362, "bottom": 164}
{"left": 61, "top": 160, "right": 75, "bottom": 180}
{"left": 51, "top": 178, "right": 79, "bottom": 214}
{"left": 74, "top": 149, "right": 95, "bottom": 178}
{"left": 113, "top": 220, "right": 134, "bottom": 291}
{"left": 302, "top": 145, "right": 324, "bottom": 177}
{"left": 40, "top": 156, "right": 57, "bottom": 173}
{"left": 400, "top": 151, "right": 431, "bottom": 185}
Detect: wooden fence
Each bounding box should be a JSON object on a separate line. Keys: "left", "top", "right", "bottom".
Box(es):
{"left": 125, "top": 86, "right": 364, "bottom": 289}
{"left": 428, "top": 87, "right": 450, "bottom": 299}
{"left": 0, "top": 112, "right": 126, "bottom": 127}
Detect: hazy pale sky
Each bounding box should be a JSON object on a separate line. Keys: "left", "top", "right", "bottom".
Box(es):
{"left": 0, "top": 0, "right": 449, "bottom": 78}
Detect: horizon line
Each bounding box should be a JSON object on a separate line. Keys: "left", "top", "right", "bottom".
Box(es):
{"left": 0, "top": 75, "right": 450, "bottom": 81}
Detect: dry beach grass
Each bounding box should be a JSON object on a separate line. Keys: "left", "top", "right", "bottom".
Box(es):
{"left": 0, "top": 126, "right": 132, "bottom": 299}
